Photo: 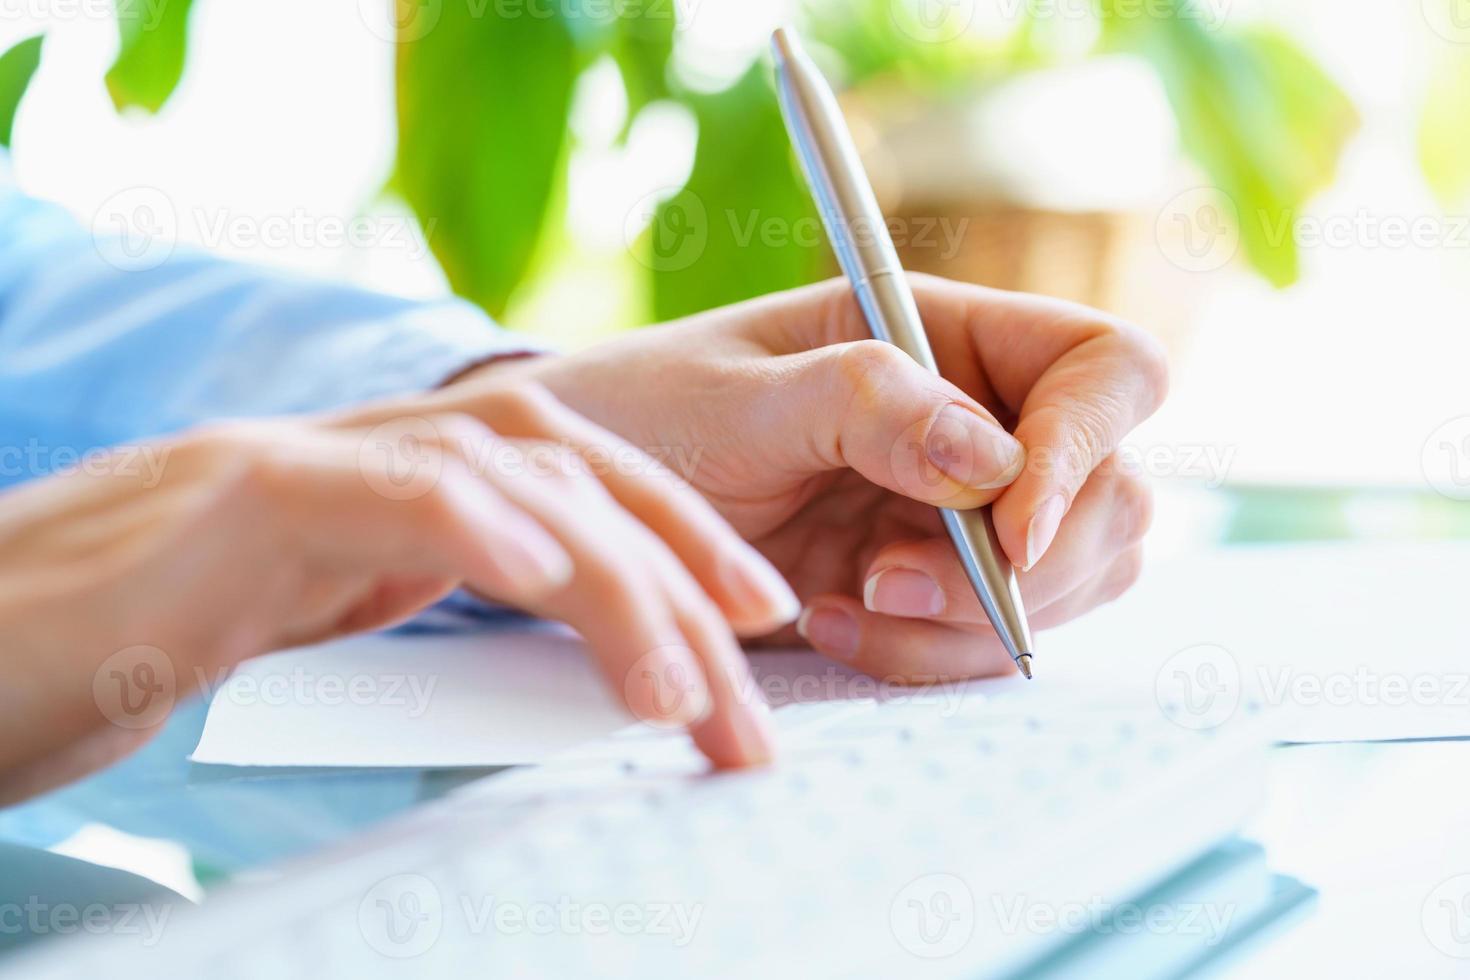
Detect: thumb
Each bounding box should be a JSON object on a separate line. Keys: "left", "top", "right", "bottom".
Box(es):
{"left": 768, "top": 340, "right": 1024, "bottom": 508}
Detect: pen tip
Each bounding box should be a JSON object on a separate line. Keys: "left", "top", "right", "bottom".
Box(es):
{"left": 1017, "top": 655, "right": 1033, "bottom": 680}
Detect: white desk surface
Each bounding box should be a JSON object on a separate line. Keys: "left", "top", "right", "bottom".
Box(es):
{"left": 1223, "top": 740, "right": 1470, "bottom": 978}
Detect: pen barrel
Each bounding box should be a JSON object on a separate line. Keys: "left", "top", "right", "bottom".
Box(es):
{"left": 773, "top": 27, "right": 1035, "bottom": 664}
{"left": 860, "top": 272, "right": 1034, "bottom": 664}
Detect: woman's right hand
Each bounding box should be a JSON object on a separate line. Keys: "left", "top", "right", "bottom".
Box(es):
{"left": 0, "top": 385, "right": 797, "bottom": 803}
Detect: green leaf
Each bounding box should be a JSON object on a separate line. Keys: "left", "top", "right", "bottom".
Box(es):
{"left": 1420, "top": 49, "right": 1470, "bottom": 208}
{"left": 106, "top": 0, "right": 195, "bottom": 112}
{"left": 1134, "top": 16, "right": 1357, "bottom": 287}
{"left": 395, "top": 4, "right": 578, "bottom": 319}
{"left": 0, "top": 34, "right": 43, "bottom": 149}
{"left": 648, "top": 62, "right": 827, "bottom": 321}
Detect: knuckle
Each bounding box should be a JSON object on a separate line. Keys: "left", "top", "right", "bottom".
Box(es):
{"left": 833, "top": 339, "right": 910, "bottom": 400}
{"left": 415, "top": 474, "right": 467, "bottom": 531}
{"left": 423, "top": 412, "right": 496, "bottom": 456}
{"left": 1106, "top": 319, "right": 1171, "bottom": 413}
{"left": 575, "top": 540, "right": 641, "bottom": 596}
{"left": 1110, "top": 470, "right": 1155, "bottom": 545}
{"left": 480, "top": 382, "right": 558, "bottom": 427}
{"left": 192, "top": 423, "right": 289, "bottom": 494}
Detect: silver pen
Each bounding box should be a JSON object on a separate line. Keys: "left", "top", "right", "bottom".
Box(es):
{"left": 771, "top": 27, "right": 1035, "bottom": 678}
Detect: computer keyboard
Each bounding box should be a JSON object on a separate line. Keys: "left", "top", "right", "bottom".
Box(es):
{"left": 4, "top": 690, "right": 1272, "bottom": 979}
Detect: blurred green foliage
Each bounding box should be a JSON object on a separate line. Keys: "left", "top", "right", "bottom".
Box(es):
{"left": 1420, "top": 43, "right": 1470, "bottom": 209}
{"left": 0, "top": 34, "right": 42, "bottom": 148}
{"left": 11, "top": 0, "right": 1464, "bottom": 321}
{"left": 395, "top": 3, "right": 578, "bottom": 317}
{"left": 106, "top": 0, "right": 195, "bottom": 112}
{"left": 1221, "top": 486, "right": 1470, "bottom": 544}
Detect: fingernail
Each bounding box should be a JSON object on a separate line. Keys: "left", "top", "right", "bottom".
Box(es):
{"left": 795, "top": 605, "right": 860, "bottom": 662}
{"left": 724, "top": 554, "right": 802, "bottom": 626}
{"left": 863, "top": 567, "right": 945, "bottom": 617}
{"left": 927, "top": 404, "right": 1025, "bottom": 490}
{"left": 1024, "top": 494, "right": 1067, "bottom": 570}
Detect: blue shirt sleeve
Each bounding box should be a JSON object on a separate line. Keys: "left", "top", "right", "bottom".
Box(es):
{"left": 0, "top": 183, "right": 542, "bottom": 489}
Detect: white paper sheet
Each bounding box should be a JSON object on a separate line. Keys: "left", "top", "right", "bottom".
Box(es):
{"left": 194, "top": 541, "right": 1470, "bottom": 769}
{"left": 190, "top": 625, "right": 907, "bottom": 768}
{"left": 191, "top": 626, "right": 631, "bottom": 767}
